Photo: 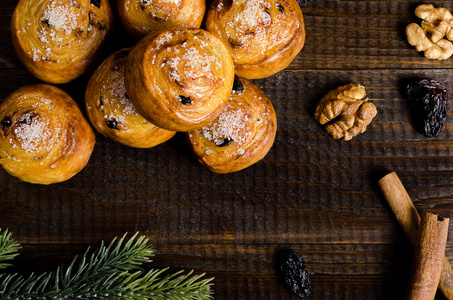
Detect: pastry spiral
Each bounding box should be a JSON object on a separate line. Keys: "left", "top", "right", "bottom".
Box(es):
{"left": 85, "top": 48, "right": 176, "bottom": 148}
{"left": 206, "top": 0, "right": 305, "bottom": 79}
{"left": 0, "top": 84, "right": 95, "bottom": 184}
{"left": 125, "top": 28, "right": 235, "bottom": 132}
{"left": 117, "top": 0, "right": 206, "bottom": 39}
{"left": 187, "top": 77, "right": 277, "bottom": 173}
{"left": 11, "top": 0, "right": 114, "bottom": 84}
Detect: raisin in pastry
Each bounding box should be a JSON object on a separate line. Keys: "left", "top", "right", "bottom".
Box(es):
{"left": 118, "top": 0, "right": 205, "bottom": 39}
{"left": 206, "top": 0, "right": 305, "bottom": 79}
{"left": 125, "top": 28, "right": 235, "bottom": 132}
{"left": 85, "top": 48, "right": 176, "bottom": 148}
{"left": 186, "top": 77, "right": 277, "bottom": 173}
{"left": 11, "top": 0, "right": 114, "bottom": 84}
{"left": 0, "top": 84, "right": 95, "bottom": 184}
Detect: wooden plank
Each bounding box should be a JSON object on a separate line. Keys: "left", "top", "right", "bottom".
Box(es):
{"left": 1, "top": 0, "right": 453, "bottom": 299}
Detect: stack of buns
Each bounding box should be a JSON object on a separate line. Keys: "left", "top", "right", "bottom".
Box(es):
{"left": 2, "top": 0, "right": 305, "bottom": 183}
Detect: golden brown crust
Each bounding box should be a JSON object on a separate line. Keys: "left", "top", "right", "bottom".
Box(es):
{"left": 85, "top": 48, "right": 176, "bottom": 148}
{"left": 0, "top": 84, "right": 95, "bottom": 184}
{"left": 186, "top": 77, "right": 277, "bottom": 173}
{"left": 124, "top": 28, "right": 235, "bottom": 132}
{"left": 206, "top": 0, "right": 305, "bottom": 79}
{"left": 11, "top": 0, "right": 114, "bottom": 84}
{"left": 118, "top": 0, "right": 206, "bottom": 40}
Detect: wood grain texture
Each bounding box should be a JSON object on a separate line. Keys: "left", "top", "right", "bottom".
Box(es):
{"left": 1, "top": 0, "right": 453, "bottom": 299}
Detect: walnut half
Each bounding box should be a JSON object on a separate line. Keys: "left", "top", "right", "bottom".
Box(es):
{"left": 406, "top": 4, "right": 453, "bottom": 60}
{"left": 314, "top": 83, "right": 377, "bottom": 141}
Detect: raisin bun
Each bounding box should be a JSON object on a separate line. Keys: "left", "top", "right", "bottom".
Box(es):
{"left": 206, "top": 0, "right": 305, "bottom": 79}
{"left": 85, "top": 48, "right": 176, "bottom": 148}
{"left": 0, "top": 84, "right": 95, "bottom": 184}
{"left": 187, "top": 77, "right": 277, "bottom": 173}
{"left": 11, "top": 0, "right": 114, "bottom": 84}
{"left": 118, "top": 0, "right": 206, "bottom": 39}
{"left": 125, "top": 27, "right": 235, "bottom": 132}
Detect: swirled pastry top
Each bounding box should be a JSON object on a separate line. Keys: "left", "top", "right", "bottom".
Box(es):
{"left": 11, "top": 0, "right": 114, "bottom": 84}
{"left": 206, "top": 0, "right": 305, "bottom": 79}
{"left": 85, "top": 48, "right": 176, "bottom": 148}
{"left": 0, "top": 84, "right": 95, "bottom": 185}
{"left": 187, "top": 77, "right": 277, "bottom": 173}
{"left": 125, "top": 28, "right": 235, "bottom": 132}
{"left": 118, "top": 0, "right": 206, "bottom": 39}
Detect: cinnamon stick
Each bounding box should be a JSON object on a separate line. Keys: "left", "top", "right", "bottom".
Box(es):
{"left": 405, "top": 210, "right": 449, "bottom": 299}
{"left": 378, "top": 172, "right": 453, "bottom": 300}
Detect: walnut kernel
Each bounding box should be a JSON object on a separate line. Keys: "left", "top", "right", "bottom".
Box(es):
{"left": 406, "top": 4, "right": 453, "bottom": 60}
{"left": 314, "top": 83, "right": 377, "bottom": 141}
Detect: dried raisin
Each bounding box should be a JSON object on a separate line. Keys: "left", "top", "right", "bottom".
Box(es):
{"left": 176, "top": 95, "right": 193, "bottom": 105}
{"left": 217, "top": 137, "right": 234, "bottom": 147}
{"left": 90, "top": 0, "right": 101, "bottom": 8}
{"left": 277, "top": 249, "right": 312, "bottom": 298}
{"left": 232, "top": 78, "right": 244, "bottom": 94}
{"left": 405, "top": 78, "right": 448, "bottom": 138}
{"left": 107, "top": 119, "right": 119, "bottom": 130}
{"left": 1, "top": 117, "right": 12, "bottom": 127}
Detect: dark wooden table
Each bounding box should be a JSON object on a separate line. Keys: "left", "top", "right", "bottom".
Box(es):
{"left": 2, "top": 0, "right": 453, "bottom": 299}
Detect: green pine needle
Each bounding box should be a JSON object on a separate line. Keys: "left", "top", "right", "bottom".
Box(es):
{"left": 0, "top": 229, "right": 21, "bottom": 270}
{"left": 0, "top": 232, "right": 214, "bottom": 300}
{"left": 119, "top": 269, "right": 214, "bottom": 300}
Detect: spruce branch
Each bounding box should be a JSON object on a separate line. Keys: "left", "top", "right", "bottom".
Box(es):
{"left": 0, "top": 229, "right": 20, "bottom": 270}
{"left": 0, "top": 232, "right": 154, "bottom": 298}
{"left": 118, "top": 268, "right": 214, "bottom": 300}
{"left": 0, "top": 232, "right": 214, "bottom": 299}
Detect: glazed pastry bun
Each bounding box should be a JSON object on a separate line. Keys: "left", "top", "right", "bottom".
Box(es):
{"left": 11, "top": 0, "right": 114, "bottom": 84}
{"left": 118, "top": 0, "right": 206, "bottom": 40}
{"left": 125, "top": 28, "right": 235, "bottom": 132}
{"left": 206, "top": 0, "right": 305, "bottom": 79}
{"left": 85, "top": 48, "right": 176, "bottom": 148}
{"left": 187, "top": 77, "right": 277, "bottom": 173}
{"left": 0, "top": 84, "right": 95, "bottom": 185}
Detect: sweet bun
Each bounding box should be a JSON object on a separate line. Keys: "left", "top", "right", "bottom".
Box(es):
{"left": 11, "top": 0, "right": 114, "bottom": 84}
{"left": 206, "top": 0, "right": 305, "bottom": 79}
{"left": 125, "top": 27, "right": 235, "bottom": 132}
{"left": 85, "top": 48, "right": 176, "bottom": 148}
{"left": 117, "top": 0, "right": 206, "bottom": 39}
{"left": 186, "top": 77, "right": 277, "bottom": 173}
{"left": 0, "top": 84, "right": 95, "bottom": 184}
